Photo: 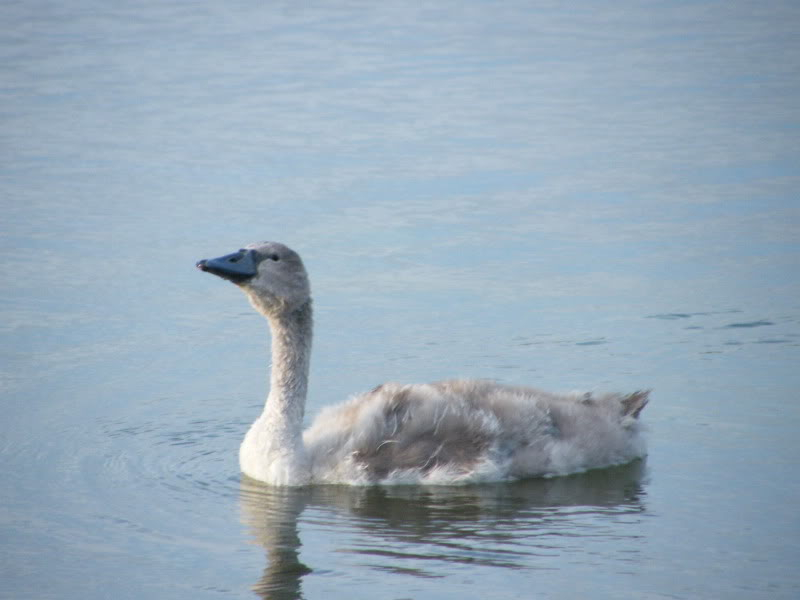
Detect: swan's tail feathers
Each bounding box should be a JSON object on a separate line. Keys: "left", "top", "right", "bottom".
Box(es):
{"left": 621, "top": 390, "right": 650, "bottom": 419}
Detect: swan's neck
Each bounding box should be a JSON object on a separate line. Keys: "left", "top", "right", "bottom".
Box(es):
{"left": 240, "top": 300, "right": 313, "bottom": 485}
{"left": 264, "top": 301, "right": 313, "bottom": 444}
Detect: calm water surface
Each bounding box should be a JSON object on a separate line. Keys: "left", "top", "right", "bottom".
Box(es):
{"left": 2, "top": 1, "right": 799, "bottom": 598}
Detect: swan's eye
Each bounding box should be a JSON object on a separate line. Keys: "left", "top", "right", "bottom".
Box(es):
{"left": 268, "top": 253, "right": 280, "bottom": 261}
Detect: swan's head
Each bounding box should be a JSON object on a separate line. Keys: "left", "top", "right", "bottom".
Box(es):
{"left": 197, "top": 241, "right": 311, "bottom": 316}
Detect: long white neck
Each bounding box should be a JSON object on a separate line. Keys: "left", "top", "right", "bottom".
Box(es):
{"left": 240, "top": 300, "right": 313, "bottom": 485}
{"left": 264, "top": 301, "right": 312, "bottom": 440}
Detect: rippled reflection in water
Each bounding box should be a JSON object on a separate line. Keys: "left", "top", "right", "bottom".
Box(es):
{"left": 241, "top": 461, "right": 648, "bottom": 598}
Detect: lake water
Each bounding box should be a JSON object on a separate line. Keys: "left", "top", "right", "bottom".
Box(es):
{"left": 2, "top": 1, "right": 799, "bottom": 598}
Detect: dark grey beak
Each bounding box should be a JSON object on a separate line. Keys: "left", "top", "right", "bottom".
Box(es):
{"left": 196, "top": 249, "right": 258, "bottom": 283}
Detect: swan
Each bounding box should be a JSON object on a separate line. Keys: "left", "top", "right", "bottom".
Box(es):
{"left": 197, "top": 241, "right": 649, "bottom": 486}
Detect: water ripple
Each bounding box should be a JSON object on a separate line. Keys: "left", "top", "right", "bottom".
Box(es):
{"left": 237, "top": 462, "right": 649, "bottom": 592}
{"left": 722, "top": 320, "right": 774, "bottom": 329}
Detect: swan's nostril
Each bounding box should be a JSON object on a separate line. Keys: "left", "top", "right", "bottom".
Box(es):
{"left": 229, "top": 249, "right": 248, "bottom": 263}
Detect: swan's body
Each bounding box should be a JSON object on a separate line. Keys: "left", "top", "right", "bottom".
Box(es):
{"left": 198, "top": 242, "right": 649, "bottom": 486}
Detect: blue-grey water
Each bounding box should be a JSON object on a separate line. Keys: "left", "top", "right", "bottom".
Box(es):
{"left": 2, "top": 1, "right": 799, "bottom": 598}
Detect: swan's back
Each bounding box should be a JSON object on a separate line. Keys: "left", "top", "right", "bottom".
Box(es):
{"left": 304, "top": 380, "right": 648, "bottom": 485}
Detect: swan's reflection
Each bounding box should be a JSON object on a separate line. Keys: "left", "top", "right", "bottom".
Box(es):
{"left": 240, "top": 460, "right": 648, "bottom": 598}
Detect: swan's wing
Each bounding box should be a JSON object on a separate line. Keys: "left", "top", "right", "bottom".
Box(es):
{"left": 304, "top": 380, "right": 649, "bottom": 483}
{"left": 621, "top": 390, "right": 650, "bottom": 419}
{"left": 305, "top": 380, "right": 557, "bottom": 482}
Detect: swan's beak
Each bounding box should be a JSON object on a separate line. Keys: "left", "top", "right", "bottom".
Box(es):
{"left": 196, "top": 249, "right": 258, "bottom": 284}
